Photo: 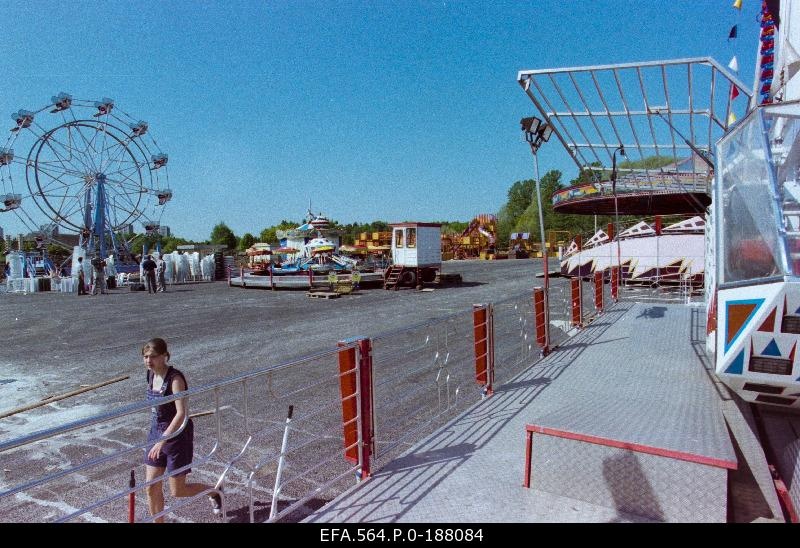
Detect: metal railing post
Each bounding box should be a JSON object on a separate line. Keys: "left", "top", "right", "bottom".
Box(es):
{"left": 473, "top": 304, "right": 493, "bottom": 397}
{"left": 128, "top": 470, "right": 135, "bottom": 523}
{"left": 533, "top": 287, "right": 550, "bottom": 356}
{"left": 594, "top": 270, "right": 603, "bottom": 313}
{"left": 357, "top": 338, "right": 374, "bottom": 478}
{"left": 571, "top": 278, "right": 582, "bottom": 327}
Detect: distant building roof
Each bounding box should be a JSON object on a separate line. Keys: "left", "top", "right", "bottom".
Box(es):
{"left": 389, "top": 222, "right": 442, "bottom": 228}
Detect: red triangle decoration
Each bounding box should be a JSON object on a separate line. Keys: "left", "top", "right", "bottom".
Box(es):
{"left": 759, "top": 307, "right": 777, "bottom": 332}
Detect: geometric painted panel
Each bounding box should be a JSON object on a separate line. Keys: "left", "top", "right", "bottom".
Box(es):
{"left": 725, "top": 299, "right": 765, "bottom": 353}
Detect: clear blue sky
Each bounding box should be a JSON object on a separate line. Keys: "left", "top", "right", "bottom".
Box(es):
{"left": 0, "top": 0, "right": 760, "bottom": 242}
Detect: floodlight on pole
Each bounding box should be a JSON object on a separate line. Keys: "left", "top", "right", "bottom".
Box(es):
{"left": 521, "top": 115, "right": 553, "bottom": 354}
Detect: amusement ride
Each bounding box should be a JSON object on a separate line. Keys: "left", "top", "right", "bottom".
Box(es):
{"left": 0, "top": 94, "right": 172, "bottom": 269}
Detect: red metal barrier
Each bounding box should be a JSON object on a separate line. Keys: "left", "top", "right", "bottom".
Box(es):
{"left": 570, "top": 278, "right": 582, "bottom": 327}
{"left": 611, "top": 266, "right": 619, "bottom": 302}
{"left": 473, "top": 305, "right": 494, "bottom": 396}
{"left": 523, "top": 424, "right": 737, "bottom": 489}
{"left": 337, "top": 343, "right": 359, "bottom": 464}
{"left": 337, "top": 339, "right": 374, "bottom": 478}
{"left": 533, "top": 287, "right": 549, "bottom": 355}
{"left": 594, "top": 270, "right": 603, "bottom": 313}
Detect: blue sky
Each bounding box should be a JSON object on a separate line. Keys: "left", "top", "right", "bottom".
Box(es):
{"left": 0, "top": 1, "right": 760, "bottom": 242}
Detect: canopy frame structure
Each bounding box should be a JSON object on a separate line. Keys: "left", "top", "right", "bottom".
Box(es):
{"left": 517, "top": 57, "right": 753, "bottom": 198}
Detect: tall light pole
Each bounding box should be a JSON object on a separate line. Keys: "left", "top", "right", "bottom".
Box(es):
{"left": 611, "top": 144, "right": 626, "bottom": 279}
{"left": 520, "top": 116, "right": 553, "bottom": 291}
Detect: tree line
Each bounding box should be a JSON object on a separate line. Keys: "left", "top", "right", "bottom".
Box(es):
{"left": 4, "top": 160, "right": 671, "bottom": 260}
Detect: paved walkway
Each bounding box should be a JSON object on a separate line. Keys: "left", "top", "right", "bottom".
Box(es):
{"left": 305, "top": 302, "right": 773, "bottom": 523}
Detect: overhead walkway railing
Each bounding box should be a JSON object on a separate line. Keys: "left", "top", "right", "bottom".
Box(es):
{"left": 551, "top": 167, "right": 713, "bottom": 213}
{"left": 0, "top": 283, "right": 624, "bottom": 523}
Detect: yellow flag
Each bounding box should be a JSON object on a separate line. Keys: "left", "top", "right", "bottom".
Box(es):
{"left": 733, "top": 0, "right": 742, "bottom": 9}
{"left": 728, "top": 112, "right": 737, "bottom": 125}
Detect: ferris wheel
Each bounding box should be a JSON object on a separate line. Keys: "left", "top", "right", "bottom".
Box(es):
{"left": 0, "top": 93, "right": 172, "bottom": 259}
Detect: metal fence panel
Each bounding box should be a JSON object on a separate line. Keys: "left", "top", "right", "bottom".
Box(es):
{"left": 547, "top": 282, "right": 573, "bottom": 348}
{"left": 492, "top": 292, "right": 538, "bottom": 386}
{"left": 0, "top": 346, "right": 361, "bottom": 524}
{"left": 369, "top": 309, "right": 483, "bottom": 468}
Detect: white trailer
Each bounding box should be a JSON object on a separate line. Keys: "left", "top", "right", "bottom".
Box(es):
{"left": 386, "top": 223, "right": 442, "bottom": 289}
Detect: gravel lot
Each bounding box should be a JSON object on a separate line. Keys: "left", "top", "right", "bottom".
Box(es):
{"left": 0, "top": 258, "right": 565, "bottom": 522}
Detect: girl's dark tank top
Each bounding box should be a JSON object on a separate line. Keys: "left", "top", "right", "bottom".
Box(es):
{"left": 146, "top": 367, "right": 188, "bottom": 425}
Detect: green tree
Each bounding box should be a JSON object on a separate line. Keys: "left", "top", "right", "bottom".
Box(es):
{"left": 512, "top": 170, "right": 563, "bottom": 237}
{"left": 259, "top": 220, "right": 300, "bottom": 245}
{"left": 160, "top": 235, "right": 190, "bottom": 254}
{"left": 439, "top": 221, "right": 469, "bottom": 234}
{"left": 259, "top": 227, "right": 278, "bottom": 244}
{"left": 239, "top": 233, "right": 256, "bottom": 251}
{"left": 210, "top": 222, "right": 237, "bottom": 250}
{"left": 496, "top": 179, "right": 536, "bottom": 245}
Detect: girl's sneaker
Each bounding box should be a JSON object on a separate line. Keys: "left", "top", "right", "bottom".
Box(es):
{"left": 209, "top": 490, "right": 223, "bottom": 515}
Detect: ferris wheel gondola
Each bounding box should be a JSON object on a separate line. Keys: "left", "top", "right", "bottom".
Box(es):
{"left": 0, "top": 93, "right": 173, "bottom": 260}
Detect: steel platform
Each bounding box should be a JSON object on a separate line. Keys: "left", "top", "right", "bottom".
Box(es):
{"left": 304, "top": 302, "right": 775, "bottom": 523}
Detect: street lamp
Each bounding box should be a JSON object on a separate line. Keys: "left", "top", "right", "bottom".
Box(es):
{"left": 521, "top": 116, "right": 553, "bottom": 355}
{"left": 611, "top": 144, "right": 626, "bottom": 278}
{"left": 520, "top": 116, "right": 553, "bottom": 290}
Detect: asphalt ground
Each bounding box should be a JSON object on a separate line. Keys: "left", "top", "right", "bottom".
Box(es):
{"left": 0, "top": 258, "right": 567, "bottom": 522}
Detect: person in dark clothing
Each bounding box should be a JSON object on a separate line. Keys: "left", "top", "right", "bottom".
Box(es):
{"left": 142, "top": 338, "right": 222, "bottom": 522}
{"left": 77, "top": 257, "right": 87, "bottom": 295}
{"left": 142, "top": 255, "right": 158, "bottom": 294}
{"left": 90, "top": 256, "right": 108, "bottom": 295}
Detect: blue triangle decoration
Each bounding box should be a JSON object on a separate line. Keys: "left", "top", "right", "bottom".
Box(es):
{"left": 762, "top": 339, "right": 782, "bottom": 356}
{"left": 795, "top": 304, "right": 800, "bottom": 314}
{"left": 725, "top": 350, "right": 745, "bottom": 375}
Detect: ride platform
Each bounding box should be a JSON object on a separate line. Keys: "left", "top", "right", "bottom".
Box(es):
{"left": 552, "top": 187, "right": 710, "bottom": 216}
{"left": 229, "top": 271, "right": 384, "bottom": 290}
{"left": 305, "top": 302, "right": 782, "bottom": 523}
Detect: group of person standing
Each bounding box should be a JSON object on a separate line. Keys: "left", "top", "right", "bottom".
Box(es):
{"left": 76, "top": 253, "right": 167, "bottom": 295}
{"left": 76, "top": 255, "right": 109, "bottom": 296}
{"left": 142, "top": 254, "right": 167, "bottom": 294}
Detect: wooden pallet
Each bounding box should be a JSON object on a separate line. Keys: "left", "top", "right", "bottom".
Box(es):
{"left": 307, "top": 291, "right": 340, "bottom": 299}
{"left": 334, "top": 282, "right": 354, "bottom": 295}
